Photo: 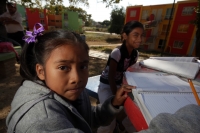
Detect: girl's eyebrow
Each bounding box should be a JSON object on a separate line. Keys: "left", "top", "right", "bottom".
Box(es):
{"left": 132, "top": 32, "right": 139, "bottom": 34}
{"left": 132, "top": 32, "right": 145, "bottom": 36}
{"left": 54, "top": 60, "right": 89, "bottom": 64}
{"left": 132, "top": 32, "right": 142, "bottom": 35}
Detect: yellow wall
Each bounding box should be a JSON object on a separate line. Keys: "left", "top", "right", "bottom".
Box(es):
{"left": 140, "top": 4, "right": 174, "bottom": 51}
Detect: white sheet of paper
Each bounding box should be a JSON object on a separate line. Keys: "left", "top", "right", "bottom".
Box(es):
{"left": 149, "top": 57, "right": 197, "bottom": 62}
{"left": 125, "top": 72, "right": 200, "bottom": 92}
{"left": 139, "top": 59, "right": 199, "bottom": 79}
{"left": 140, "top": 92, "right": 199, "bottom": 118}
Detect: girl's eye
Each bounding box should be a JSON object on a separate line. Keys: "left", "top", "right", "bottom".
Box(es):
{"left": 81, "top": 65, "right": 88, "bottom": 70}
{"left": 141, "top": 34, "right": 145, "bottom": 37}
{"left": 59, "top": 66, "right": 70, "bottom": 71}
{"left": 133, "top": 34, "right": 139, "bottom": 38}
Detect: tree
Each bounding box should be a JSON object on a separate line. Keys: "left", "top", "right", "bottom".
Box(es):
{"left": 0, "top": 0, "right": 126, "bottom": 16}
{"left": 108, "top": 6, "right": 125, "bottom": 34}
{"left": 102, "top": 20, "right": 110, "bottom": 27}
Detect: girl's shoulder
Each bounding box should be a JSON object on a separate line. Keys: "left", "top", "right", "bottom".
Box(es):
{"left": 110, "top": 48, "right": 121, "bottom": 59}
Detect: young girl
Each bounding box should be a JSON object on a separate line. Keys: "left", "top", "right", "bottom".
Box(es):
{"left": 97, "top": 21, "right": 144, "bottom": 133}
{"left": 6, "top": 23, "right": 135, "bottom": 133}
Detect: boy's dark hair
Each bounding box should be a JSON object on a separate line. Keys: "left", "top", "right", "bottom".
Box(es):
{"left": 20, "top": 30, "right": 89, "bottom": 81}
{"left": 122, "top": 21, "right": 144, "bottom": 36}
{"left": 6, "top": 2, "right": 16, "bottom": 8}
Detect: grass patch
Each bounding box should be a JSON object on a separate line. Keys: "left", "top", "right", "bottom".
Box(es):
{"left": 90, "top": 46, "right": 115, "bottom": 54}
{"left": 90, "top": 46, "right": 173, "bottom": 59}
{"left": 85, "top": 33, "right": 121, "bottom": 43}
{"left": 83, "top": 27, "right": 108, "bottom": 32}
{"left": 86, "top": 32, "right": 178, "bottom": 58}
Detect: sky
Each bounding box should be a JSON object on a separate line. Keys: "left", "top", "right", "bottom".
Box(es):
{"left": 63, "top": 0, "right": 181, "bottom": 22}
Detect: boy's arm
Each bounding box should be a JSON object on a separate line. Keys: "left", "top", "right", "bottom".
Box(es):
{"left": 0, "top": 17, "right": 7, "bottom": 22}
{"left": 3, "top": 17, "right": 20, "bottom": 24}
{"left": 108, "top": 59, "right": 118, "bottom": 94}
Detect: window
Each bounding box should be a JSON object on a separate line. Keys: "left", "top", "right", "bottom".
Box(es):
{"left": 177, "top": 24, "right": 189, "bottom": 33}
{"left": 173, "top": 41, "right": 184, "bottom": 49}
{"left": 130, "top": 10, "right": 136, "bottom": 17}
{"left": 142, "top": 10, "right": 148, "bottom": 20}
{"left": 158, "top": 39, "right": 166, "bottom": 49}
{"left": 39, "top": 13, "right": 44, "bottom": 18}
{"left": 165, "top": 8, "right": 174, "bottom": 19}
{"left": 64, "top": 14, "right": 68, "bottom": 20}
{"left": 161, "top": 24, "right": 170, "bottom": 35}
{"left": 40, "top": 19, "right": 44, "bottom": 24}
{"left": 40, "top": 19, "right": 45, "bottom": 26}
{"left": 182, "top": 6, "right": 194, "bottom": 15}
{"left": 64, "top": 21, "right": 68, "bottom": 28}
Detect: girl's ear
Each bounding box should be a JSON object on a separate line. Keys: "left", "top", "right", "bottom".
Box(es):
{"left": 36, "top": 64, "right": 45, "bottom": 80}
{"left": 122, "top": 33, "right": 127, "bottom": 41}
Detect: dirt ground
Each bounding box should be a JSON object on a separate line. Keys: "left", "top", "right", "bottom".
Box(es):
{"left": 0, "top": 63, "right": 22, "bottom": 133}
{"left": 0, "top": 54, "right": 107, "bottom": 133}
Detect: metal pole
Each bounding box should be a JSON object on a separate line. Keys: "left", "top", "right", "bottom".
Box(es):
{"left": 161, "top": 0, "right": 175, "bottom": 56}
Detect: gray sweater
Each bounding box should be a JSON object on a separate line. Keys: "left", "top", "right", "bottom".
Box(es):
{"left": 6, "top": 80, "right": 122, "bottom": 133}
{"left": 138, "top": 104, "right": 200, "bottom": 133}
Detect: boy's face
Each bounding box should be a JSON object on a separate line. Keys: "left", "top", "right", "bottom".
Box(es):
{"left": 124, "top": 27, "right": 144, "bottom": 49}
{"left": 38, "top": 44, "right": 89, "bottom": 101}
{"left": 7, "top": 5, "right": 17, "bottom": 15}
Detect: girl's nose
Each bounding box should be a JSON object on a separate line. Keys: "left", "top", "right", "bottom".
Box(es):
{"left": 69, "top": 69, "right": 82, "bottom": 84}
{"left": 138, "top": 35, "right": 143, "bottom": 42}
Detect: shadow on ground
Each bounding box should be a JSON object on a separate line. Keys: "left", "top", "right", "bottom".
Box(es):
{"left": 0, "top": 64, "right": 22, "bottom": 133}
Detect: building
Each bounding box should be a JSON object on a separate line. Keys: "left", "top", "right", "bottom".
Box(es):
{"left": 62, "top": 10, "right": 82, "bottom": 33}
{"left": 26, "top": 8, "right": 48, "bottom": 30}
{"left": 125, "top": 0, "right": 198, "bottom": 56}
{"left": 48, "top": 14, "right": 62, "bottom": 30}
{"left": 25, "top": 8, "right": 83, "bottom": 33}
{"left": 167, "top": 1, "right": 197, "bottom": 56}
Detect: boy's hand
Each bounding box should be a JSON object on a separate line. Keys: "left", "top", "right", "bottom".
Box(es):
{"left": 112, "top": 84, "right": 136, "bottom": 107}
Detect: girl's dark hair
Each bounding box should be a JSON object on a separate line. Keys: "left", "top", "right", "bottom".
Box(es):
{"left": 20, "top": 30, "right": 89, "bottom": 81}
{"left": 122, "top": 20, "right": 144, "bottom": 35}
{"left": 121, "top": 20, "right": 144, "bottom": 41}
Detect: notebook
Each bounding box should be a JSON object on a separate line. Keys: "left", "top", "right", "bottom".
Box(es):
{"left": 149, "top": 57, "right": 197, "bottom": 62}
{"left": 124, "top": 71, "right": 200, "bottom": 125}
{"left": 139, "top": 57, "right": 199, "bottom": 79}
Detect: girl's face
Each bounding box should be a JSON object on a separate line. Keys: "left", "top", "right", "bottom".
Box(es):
{"left": 38, "top": 44, "right": 89, "bottom": 101}
{"left": 123, "top": 27, "right": 144, "bottom": 49}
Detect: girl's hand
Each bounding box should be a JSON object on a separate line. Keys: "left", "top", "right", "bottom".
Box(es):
{"left": 112, "top": 84, "right": 136, "bottom": 107}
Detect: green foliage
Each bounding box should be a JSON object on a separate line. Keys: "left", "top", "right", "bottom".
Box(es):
{"left": 102, "top": 0, "right": 123, "bottom": 7}
{"left": 108, "top": 6, "right": 125, "bottom": 34}
{"left": 85, "top": 20, "right": 92, "bottom": 26}
{"left": 83, "top": 27, "right": 108, "bottom": 32}
{"left": 102, "top": 20, "right": 111, "bottom": 27}
{"left": 20, "top": 0, "right": 89, "bottom": 8}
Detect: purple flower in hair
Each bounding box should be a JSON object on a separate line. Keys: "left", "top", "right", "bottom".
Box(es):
{"left": 23, "top": 23, "right": 44, "bottom": 44}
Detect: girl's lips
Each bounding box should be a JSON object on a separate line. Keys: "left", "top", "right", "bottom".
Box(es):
{"left": 67, "top": 87, "right": 83, "bottom": 93}
{"left": 68, "top": 89, "right": 79, "bottom": 93}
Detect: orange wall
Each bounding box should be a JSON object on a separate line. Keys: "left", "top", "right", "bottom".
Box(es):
{"left": 26, "top": 8, "right": 48, "bottom": 30}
